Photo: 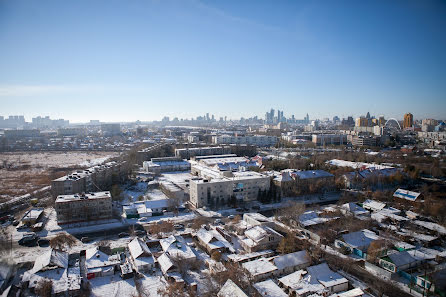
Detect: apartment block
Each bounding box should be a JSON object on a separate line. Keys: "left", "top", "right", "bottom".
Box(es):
{"left": 175, "top": 146, "right": 231, "bottom": 159}
{"left": 189, "top": 171, "right": 270, "bottom": 208}
{"left": 55, "top": 191, "right": 112, "bottom": 224}
{"left": 51, "top": 161, "right": 124, "bottom": 198}
{"left": 211, "top": 135, "right": 277, "bottom": 147}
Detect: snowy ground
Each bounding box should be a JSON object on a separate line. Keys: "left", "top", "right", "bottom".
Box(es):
{"left": 0, "top": 151, "right": 119, "bottom": 201}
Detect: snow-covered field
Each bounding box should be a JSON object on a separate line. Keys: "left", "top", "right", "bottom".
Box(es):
{"left": 0, "top": 151, "right": 119, "bottom": 201}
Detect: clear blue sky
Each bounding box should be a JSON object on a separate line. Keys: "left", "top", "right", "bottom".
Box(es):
{"left": 0, "top": 0, "right": 445, "bottom": 122}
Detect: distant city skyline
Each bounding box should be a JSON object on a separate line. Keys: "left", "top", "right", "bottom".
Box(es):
{"left": 1, "top": 0, "right": 445, "bottom": 122}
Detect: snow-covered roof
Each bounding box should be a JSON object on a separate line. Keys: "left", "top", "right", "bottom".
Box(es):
{"left": 273, "top": 251, "right": 310, "bottom": 271}
{"left": 245, "top": 225, "right": 282, "bottom": 243}
{"left": 160, "top": 235, "right": 196, "bottom": 260}
{"left": 217, "top": 279, "right": 248, "bottom": 297}
{"left": 128, "top": 238, "right": 152, "bottom": 259}
{"left": 196, "top": 228, "right": 217, "bottom": 244}
{"left": 413, "top": 220, "right": 446, "bottom": 235}
{"left": 341, "top": 203, "right": 369, "bottom": 216}
{"left": 157, "top": 253, "right": 174, "bottom": 275}
{"left": 341, "top": 229, "right": 379, "bottom": 250}
{"left": 386, "top": 251, "right": 418, "bottom": 267}
{"left": 31, "top": 249, "right": 68, "bottom": 274}
{"left": 299, "top": 211, "right": 331, "bottom": 227}
{"left": 253, "top": 279, "right": 288, "bottom": 297}
{"left": 128, "top": 238, "right": 154, "bottom": 268}
{"left": 306, "top": 263, "right": 348, "bottom": 289}
{"left": 85, "top": 247, "right": 120, "bottom": 269}
{"left": 362, "top": 200, "right": 385, "bottom": 211}
{"left": 294, "top": 170, "right": 333, "bottom": 180}
{"left": 329, "top": 287, "right": 366, "bottom": 297}
{"left": 242, "top": 258, "right": 277, "bottom": 277}
{"left": 227, "top": 250, "right": 274, "bottom": 263}
{"left": 278, "top": 270, "right": 306, "bottom": 289}
{"left": 393, "top": 188, "right": 421, "bottom": 201}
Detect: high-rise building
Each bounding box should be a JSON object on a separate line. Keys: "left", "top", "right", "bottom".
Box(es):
{"left": 403, "top": 113, "right": 413, "bottom": 129}
{"left": 355, "top": 117, "right": 369, "bottom": 127}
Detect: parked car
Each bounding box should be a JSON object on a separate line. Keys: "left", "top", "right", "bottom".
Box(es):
{"left": 81, "top": 237, "right": 91, "bottom": 243}
{"left": 174, "top": 224, "right": 184, "bottom": 230}
{"left": 12, "top": 220, "right": 19, "bottom": 226}
{"left": 118, "top": 232, "right": 130, "bottom": 238}
{"left": 18, "top": 233, "right": 39, "bottom": 246}
{"left": 38, "top": 238, "right": 50, "bottom": 247}
{"left": 228, "top": 215, "right": 235, "bottom": 220}
{"left": 138, "top": 217, "right": 148, "bottom": 222}
{"left": 252, "top": 205, "right": 261, "bottom": 210}
{"left": 135, "top": 230, "right": 146, "bottom": 236}
{"left": 16, "top": 225, "right": 28, "bottom": 231}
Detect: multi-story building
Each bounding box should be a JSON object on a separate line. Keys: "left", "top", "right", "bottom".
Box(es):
{"left": 349, "top": 135, "right": 379, "bottom": 147}
{"left": 55, "top": 191, "right": 112, "bottom": 224}
{"left": 189, "top": 171, "right": 270, "bottom": 208}
{"left": 142, "top": 157, "right": 190, "bottom": 174}
{"left": 311, "top": 134, "right": 347, "bottom": 145}
{"left": 175, "top": 146, "right": 231, "bottom": 159}
{"left": 101, "top": 123, "right": 121, "bottom": 136}
{"left": 51, "top": 161, "right": 124, "bottom": 198}
{"left": 355, "top": 117, "right": 369, "bottom": 127}
{"left": 212, "top": 135, "right": 277, "bottom": 147}
{"left": 403, "top": 113, "right": 413, "bottom": 129}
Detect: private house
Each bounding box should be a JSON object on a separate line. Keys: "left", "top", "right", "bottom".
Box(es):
{"left": 278, "top": 263, "right": 348, "bottom": 296}
{"left": 340, "top": 203, "right": 369, "bottom": 218}
{"left": 379, "top": 251, "right": 423, "bottom": 273}
{"left": 253, "top": 279, "right": 288, "bottom": 297}
{"left": 128, "top": 238, "right": 155, "bottom": 273}
{"left": 334, "top": 229, "right": 380, "bottom": 259}
{"left": 84, "top": 247, "right": 121, "bottom": 279}
{"left": 242, "top": 258, "right": 278, "bottom": 282}
{"left": 273, "top": 251, "right": 311, "bottom": 275}
{"left": 22, "top": 249, "right": 81, "bottom": 296}
{"left": 241, "top": 225, "right": 283, "bottom": 253}
{"left": 217, "top": 279, "right": 248, "bottom": 297}
{"left": 362, "top": 199, "right": 386, "bottom": 212}
{"left": 196, "top": 228, "right": 228, "bottom": 254}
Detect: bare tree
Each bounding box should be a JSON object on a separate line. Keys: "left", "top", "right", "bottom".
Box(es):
{"left": 49, "top": 233, "right": 76, "bottom": 251}
{"left": 35, "top": 279, "right": 53, "bottom": 297}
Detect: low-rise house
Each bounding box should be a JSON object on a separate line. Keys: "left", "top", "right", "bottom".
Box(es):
{"left": 242, "top": 258, "right": 278, "bottom": 282}
{"left": 272, "top": 250, "right": 310, "bottom": 275}
{"left": 128, "top": 238, "right": 155, "bottom": 273}
{"left": 334, "top": 229, "right": 380, "bottom": 259}
{"left": 306, "top": 263, "right": 349, "bottom": 295}
{"left": 227, "top": 250, "right": 275, "bottom": 264}
{"left": 278, "top": 263, "right": 348, "bottom": 296}
{"left": 340, "top": 203, "right": 369, "bottom": 217}
{"left": 84, "top": 247, "right": 121, "bottom": 279}
{"left": 196, "top": 228, "right": 228, "bottom": 254}
{"left": 379, "top": 251, "right": 422, "bottom": 273}
{"left": 217, "top": 279, "right": 248, "bottom": 297}
{"left": 21, "top": 208, "right": 44, "bottom": 225}
{"left": 157, "top": 253, "right": 177, "bottom": 275}
{"left": 241, "top": 225, "right": 283, "bottom": 253}
{"left": 123, "top": 199, "right": 170, "bottom": 218}
{"left": 329, "top": 287, "right": 368, "bottom": 297}
{"left": 253, "top": 279, "right": 288, "bottom": 297}
{"left": 362, "top": 200, "right": 385, "bottom": 212}
{"left": 298, "top": 211, "right": 332, "bottom": 227}
{"left": 22, "top": 249, "right": 81, "bottom": 296}
{"left": 243, "top": 213, "right": 275, "bottom": 229}
{"left": 159, "top": 235, "right": 196, "bottom": 261}
{"left": 393, "top": 188, "right": 421, "bottom": 202}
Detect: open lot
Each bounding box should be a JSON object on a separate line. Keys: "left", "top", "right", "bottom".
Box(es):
{"left": 0, "top": 151, "right": 119, "bottom": 202}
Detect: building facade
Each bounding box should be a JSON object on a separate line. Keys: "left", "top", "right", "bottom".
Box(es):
{"left": 55, "top": 191, "right": 112, "bottom": 224}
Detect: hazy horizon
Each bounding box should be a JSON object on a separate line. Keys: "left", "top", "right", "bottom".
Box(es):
{"left": 1, "top": 0, "right": 445, "bottom": 122}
